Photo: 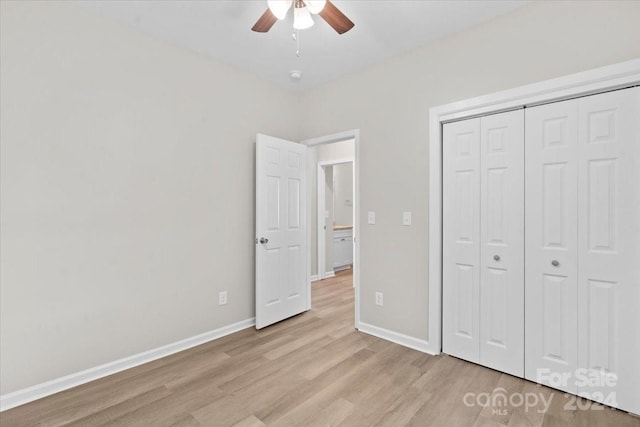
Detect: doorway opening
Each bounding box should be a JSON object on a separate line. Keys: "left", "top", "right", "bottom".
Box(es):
{"left": 303, "top": 130, "right": 360, "bottom": 328}
{"left": 317, "top": 158, "right": 354, "bottom": 281}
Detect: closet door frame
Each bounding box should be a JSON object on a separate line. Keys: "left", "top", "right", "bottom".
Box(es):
{"left": 427, "top": 59, "right": 640, "bottom": 356}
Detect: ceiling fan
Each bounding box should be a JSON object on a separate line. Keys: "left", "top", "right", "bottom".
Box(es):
{"left": 252, "top": 0, "right": 355, "bottom": 34}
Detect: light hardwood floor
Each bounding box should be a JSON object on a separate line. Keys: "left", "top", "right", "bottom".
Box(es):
{"left": 2, "top": 269, "right": 639, "bottom": 426}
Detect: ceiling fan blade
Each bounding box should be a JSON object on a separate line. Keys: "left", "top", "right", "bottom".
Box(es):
{"left": 252, "top": 8, "right": 278, "bottom": 32}
{"left": 318, "top": 0, "right": 354, "bottom": 34}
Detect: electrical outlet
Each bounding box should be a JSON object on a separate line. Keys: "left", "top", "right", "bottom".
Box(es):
{"left": 403, "top": 211, "right": 412, "bottom": 226}
{"left": 375, "top": 292, "right": 383, "bottom": 306}
{"left": 219, "top": 291, "right": 227, "bottom": 305}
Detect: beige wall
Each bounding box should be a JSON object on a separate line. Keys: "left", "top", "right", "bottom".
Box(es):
{"left": 333, "top": 163, "right": 353, "bottom": 227}
{"left": 0, "top": 1, "right": 298, "bottom": 394}
{"left": 2, "top": 0, "right": 640, "bottom": 398}
{"left": 298, "top": 1, "right": 640, "bottom": 339}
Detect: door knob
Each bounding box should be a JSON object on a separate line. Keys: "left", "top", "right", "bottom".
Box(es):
{"left": 493, "top": 255, "right": 500, "bottom": 261}
{"left": 260, "top": 237, "right": 269, "bottom": 244}
{"left": 551, "top": 260, "right": 560, "bottom": 267}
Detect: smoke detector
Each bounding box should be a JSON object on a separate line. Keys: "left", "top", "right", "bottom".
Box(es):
{"left": 289, "top": 70, "right": 302, "bottom": 82}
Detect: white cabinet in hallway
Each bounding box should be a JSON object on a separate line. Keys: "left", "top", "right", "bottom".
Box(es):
{"left": 333, "top": 228, "right": 353, "bottom": 271}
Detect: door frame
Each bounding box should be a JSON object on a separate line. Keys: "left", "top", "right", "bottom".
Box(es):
{"left": 302, "top": 129, "right": 361, "bottom": 328}
{"left": 427, "top": 59, "right": 640, "bottom": 355}
{"left": 317, "top": 158, "right": 354, "bottom": 281}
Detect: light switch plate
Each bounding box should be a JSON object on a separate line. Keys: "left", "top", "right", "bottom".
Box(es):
{"left": 368, "top": 211, "right": 376, "bottom": 225}
{"left": 403, "top": 212, "right": 412, "bottom": 226}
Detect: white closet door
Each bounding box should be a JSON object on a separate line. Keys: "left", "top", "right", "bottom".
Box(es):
{"left": 577, "top": 87, "right": 640, "bottom": 414}
{"left": 525, "top": 99, "right": 579, "bottom": 394}
{"left": 479, "top": 110, "right": 524, "bottom": 377}
{"left": 443, "top": 118, "right": 481, "bottom": 364}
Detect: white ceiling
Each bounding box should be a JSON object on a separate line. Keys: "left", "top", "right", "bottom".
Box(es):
{"left": 78, "top": 1, "right": 528, "bottom": 91}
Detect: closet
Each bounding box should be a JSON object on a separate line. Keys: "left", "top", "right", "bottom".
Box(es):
{"left": 442, "top": 109, "right": 525, "bottom": 377}
{"left": 442, "top": 86, "right": 640, "bottom": 414}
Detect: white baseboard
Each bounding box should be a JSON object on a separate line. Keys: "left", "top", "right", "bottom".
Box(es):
{"left": 0, "top": 317, "right": 255, "bottom": 412}
{"left": 312, "top": 271, "right": 336, "bottom": 281}
{"left": 357, "top": 322, "right": 439, "bottom": 355}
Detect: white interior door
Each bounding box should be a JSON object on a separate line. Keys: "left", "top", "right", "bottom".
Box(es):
{"left": 576, "top": 87, "right": 640, "bottom": 413}
{"left": 255, "top": 134, "right": 308, "bottom": 329}
{"left": 442, "top": 118, "right": 481, "bottom": 364}
{"left": 525, "top": 99, "right": 579, "bottom": 394}
{"left": 479, "top": 110, "right": 524, "bottom": 377}
{"left": 442, "top": 86, "right": 639, "bottom": 414}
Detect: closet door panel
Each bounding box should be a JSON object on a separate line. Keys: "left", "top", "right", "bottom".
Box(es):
{"left": 525, "top": 99, "right": 579, "bottom": 394}
{"left": 577, "top": 87, "right": 640, "bottom": 414}
{"left": 443, "top": 118, "right": 481, "bottom": 363}
{"left": 479, "top": 110, "right": 524, "bottom": 377}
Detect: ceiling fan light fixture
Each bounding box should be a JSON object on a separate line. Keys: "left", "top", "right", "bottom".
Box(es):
{"left": 252, "top": 0, "right": 354, "bottom": 34}
{"left": 267, "top": 0, "right": 292, "bottom": 20}
{"left": 305, "top": 0, "right": 326, "bottom": 15}
{"left": 293, "top": 5, "right": 314, "bottom": 30}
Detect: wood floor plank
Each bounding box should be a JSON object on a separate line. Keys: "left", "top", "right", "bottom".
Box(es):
{"left": 262, "top": 323, "right": 341, "bottom": 361}
{"left": 372, "top": 386, "right": 433, "bottom": 427}
{"left": 267, "top": 386, "right": 342, "bottom": 427}
{"left": 505, "top": 381, "right": 558, "bottom": 427}
{"left": 167, "top": 414, "right": 202, "bottom": 427}
{"left": 406, "top": 359, "right": 495, "bottom": 426}
{"left": 253, "top": 348, "right": 376, "bottom": 424}
{"left": 218, "top": 335, "right": 336, "bottom": 394}
{"left": 62, "top": 386, "right": 172, "bottom": 426}
{"left": 2, "top": 268, "right": 638, "bottom": 427}
{"left": 304, "top": 398, "right": 354, "bottom": 427}
{"left": 191, "top": 369, "right": 308, "bottom": 426}
{"left": 475, "top": 373, "right": 525, "bottom": 426}
{"left": 338, "top": 382, "right": 409, "bottom": 427}
{"left": 231, "top": 415, "right": 267, "bottom": 427}
{"left": 284, "top": 331, "right": 370, "bottom": 380}
{"left": 105, "top": 381, "right": 224, "bottom": 427}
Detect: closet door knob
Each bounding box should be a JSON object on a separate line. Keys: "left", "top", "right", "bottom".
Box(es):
{"left": 259, "top": 237, "right": 269, "bottom": 244}
{"left": 493, "top": 255, "right": 500, "bottom": 261}
{"left": 551, "top": 260, "right": 560, "bottom": 267}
